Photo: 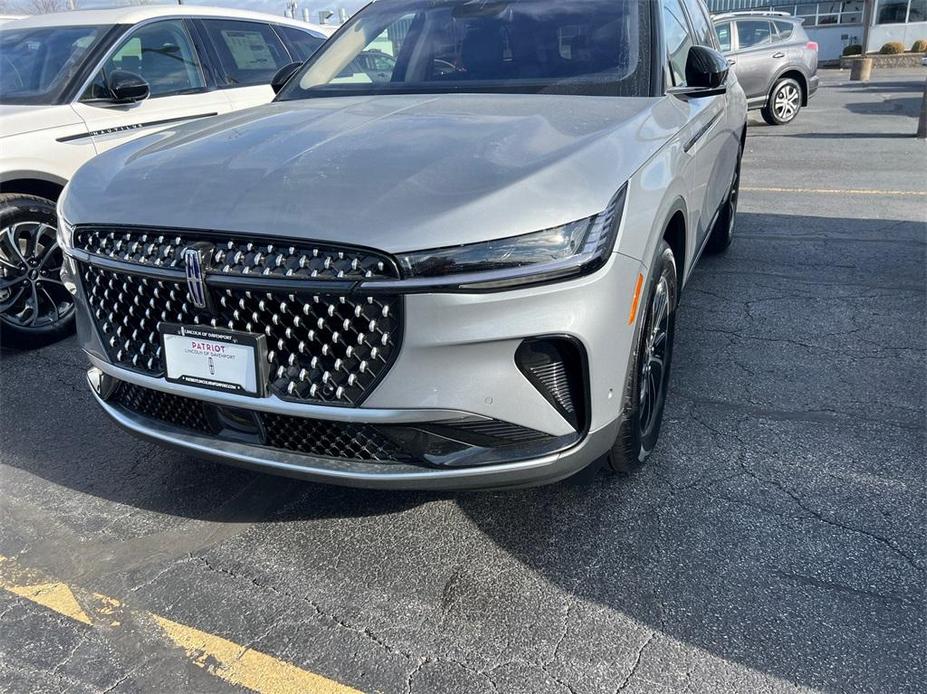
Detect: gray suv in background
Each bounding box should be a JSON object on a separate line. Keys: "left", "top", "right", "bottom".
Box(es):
{"left": 713, "top": 11, "right": 819, "bottom": 125}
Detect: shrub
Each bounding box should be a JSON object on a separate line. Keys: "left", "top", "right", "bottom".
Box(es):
{"left": 880, "top": 41, "right": 905, "bottom": 54}
{"left": 842, "top": 44, "right": 863, "bottom": 56}
{"left": 910, "top": 39, "right": 927, "bottom": 53}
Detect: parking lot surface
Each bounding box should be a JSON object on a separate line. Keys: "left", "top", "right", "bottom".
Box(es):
{"left": 1, "top": 70, "right": 924, "bottom": 694}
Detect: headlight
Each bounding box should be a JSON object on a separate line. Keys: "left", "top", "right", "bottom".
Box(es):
{"left": 392, "top": 185, "right": 626, "bottom": 292}
{"left": 56, "top": 189, "right": 75, "bottom": 255}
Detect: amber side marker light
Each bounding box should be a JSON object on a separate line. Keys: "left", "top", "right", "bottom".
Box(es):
{"left": 628, "top": 273, "right": 644, "bottom": 326}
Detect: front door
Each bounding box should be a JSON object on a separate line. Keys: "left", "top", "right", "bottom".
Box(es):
{"left": 70, "top": 19, "right": 230, "bottom": 154}
{"left": 730, "top": 19, "right": 788, "bottom": 103}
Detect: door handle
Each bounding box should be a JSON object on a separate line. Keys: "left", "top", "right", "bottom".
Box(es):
{"left": 772, "top": 51, "right": 785, "bottom": 59}
{"left": 727, "top": 58, "right": 737, "bottom": 65}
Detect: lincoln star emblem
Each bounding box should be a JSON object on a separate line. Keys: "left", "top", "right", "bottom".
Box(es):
{"left": 183, "top": 246, "right": 209, "bottom": 309}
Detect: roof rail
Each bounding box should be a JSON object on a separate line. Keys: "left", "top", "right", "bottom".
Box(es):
{"left": 712, "top": 10, "right": 795, "bottom": 20}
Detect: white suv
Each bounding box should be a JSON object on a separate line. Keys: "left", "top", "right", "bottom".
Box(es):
{"left": 0, "top": 6, "right": 331, "bottom": 346}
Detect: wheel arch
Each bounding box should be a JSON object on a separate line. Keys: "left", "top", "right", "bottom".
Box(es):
{"left": 661, "top": 200, "right": 688, "bottom": 287}
{"left": 0, "top": 174, "right": 67, "bottom": 203}
{"left": 768, "top": 68, "right": 809, "bottom": 106}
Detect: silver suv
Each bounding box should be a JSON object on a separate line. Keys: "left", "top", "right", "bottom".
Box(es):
{"left": 713, "top": 11, "right": 819, "bottom": 125}
{"left": 61, "top": 0, "right": 747, "bottom": 489}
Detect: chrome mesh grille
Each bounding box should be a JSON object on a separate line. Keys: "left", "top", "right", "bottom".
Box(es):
{"left": 73, "top": 227, "right": 399, "bottom": 281}
{"left": 80, "top": 264, "right": 402, "bottom": 406}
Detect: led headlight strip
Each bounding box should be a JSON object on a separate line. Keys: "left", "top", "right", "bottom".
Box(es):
{"left": 362, "top": 184, "right": 627, "bottom": 293}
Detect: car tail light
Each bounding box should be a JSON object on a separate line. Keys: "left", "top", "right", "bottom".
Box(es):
{"left": 807, "top": 41, "right": 819, "bottom": 52}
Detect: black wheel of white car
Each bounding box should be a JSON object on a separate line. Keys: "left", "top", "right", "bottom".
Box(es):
{"left": 761, "top": 77, "right": 802, "bottom": 125}
{"left": 606, "top": 240, "right": 678, "bottom": 474}
{"left": 706, "top": 145, "right": 742, "bottom": 254}
{"left": 0, "top": 194, "right": 75, "bottom": 348}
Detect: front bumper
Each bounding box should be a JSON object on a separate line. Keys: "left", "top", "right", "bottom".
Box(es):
{"left": 91, "top": 376, "right": 620, "bottom": 489}
{"left": 808, "top": 74, "right": 820, "bottom": 100}
{"left": 69, "top": 249, "right": 643, "bottom": 489}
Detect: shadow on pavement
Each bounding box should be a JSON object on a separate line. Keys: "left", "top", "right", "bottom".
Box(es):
{"left": 1, "top": 212, "right": 924, "bottom": 692}
{"left": 457, "top": 211, "right": 925, "bottom": 692}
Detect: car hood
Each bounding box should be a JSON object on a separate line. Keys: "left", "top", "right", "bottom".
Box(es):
{"left": 64, "top": 94, "right": 677, "bottom": 253}
{"left": 0, "top": 103, "right": 84, "bottom": 138}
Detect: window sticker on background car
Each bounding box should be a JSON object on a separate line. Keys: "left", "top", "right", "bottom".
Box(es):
{"left": 221, "top": 30, "right": 276, "bottom": 70}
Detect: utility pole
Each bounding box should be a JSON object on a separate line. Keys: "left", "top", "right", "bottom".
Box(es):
{"left": 861, "top": 0, "right": 873, "bottom": 53}
{"left": 917, "top": 77, "right": 927, "bottom": 139}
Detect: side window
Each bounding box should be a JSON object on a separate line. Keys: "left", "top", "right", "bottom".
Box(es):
{"left": 276, "top": 26, "right": 325, "bottom": 62}
{"left": 774, "top": 21, "right": 794, "bottom": 40}
{"left": 83, "top": 20, "right": 205, "bottom": 100}
{"left": 204, "top": 19, "right": 291, "bottom": 87}
{"left": 715, "top": 21, "right": 732, "bottom": 52}
{"left": 682, "top": 0, "right": 715, "bottom": 46}
{"left": 278, "top": 26, "right": 325, "bottom": 62}
{"left": 663, "top": 0, "right": 694, "bottom": 86}
{"left": 735, "top": 20, "right": 774, "bottom": 50}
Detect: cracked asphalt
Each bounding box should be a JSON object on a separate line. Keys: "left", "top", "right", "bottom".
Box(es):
{"left": 1, "top": 69, "right": 925, "bottom": 693}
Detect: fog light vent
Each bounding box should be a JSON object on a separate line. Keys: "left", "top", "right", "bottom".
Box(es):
{"left": 515, "top": 337, "right": 587, "bottom": 432}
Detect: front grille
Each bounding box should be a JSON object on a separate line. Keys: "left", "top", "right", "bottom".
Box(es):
{"left": 74, "top": 227, "right": 400, "bottom": 281}
{"left": 80, "top": 264, "right": 402, "bottom": 407}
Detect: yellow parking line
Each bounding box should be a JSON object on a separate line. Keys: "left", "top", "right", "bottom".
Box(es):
{"left": 0, "top": 554, "right": 362, "bottom": 694}
{"left": 4, "top": 580, "right": 93, "bottom": 625}
{"left": 742, "top": 186, "right": 927, "bottom": 197}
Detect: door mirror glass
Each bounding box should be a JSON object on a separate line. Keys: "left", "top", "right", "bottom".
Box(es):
{"left": 108, "top": 69, "right": 150, "bottom": 103}
{"left": 271, "top": 62, "right": 302, "bottom": 94}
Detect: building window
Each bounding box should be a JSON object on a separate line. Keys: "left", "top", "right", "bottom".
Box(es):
{"left": 878, "top": 0, "right": 912, "bottom": 23}
{"left": 909, "top": 0, "right": 927, "bottom": 21}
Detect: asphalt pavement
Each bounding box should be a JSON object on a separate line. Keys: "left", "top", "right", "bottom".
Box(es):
{"left": 1, "top": 69, "right": 925, "bottom": 694}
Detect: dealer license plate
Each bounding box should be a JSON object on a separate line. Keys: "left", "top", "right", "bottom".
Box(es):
{"left": 160, "top": 324, "right": 266, "bottom": 397}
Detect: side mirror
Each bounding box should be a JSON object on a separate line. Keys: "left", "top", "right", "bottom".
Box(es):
{"left": 670, "top": 46, "right": 729, "bottom": 99}
{"left": 108, "top": 70, "right": 149, "bottom": 103}
{"left": 271, "top": 62, "right": 302, "bottom": 94}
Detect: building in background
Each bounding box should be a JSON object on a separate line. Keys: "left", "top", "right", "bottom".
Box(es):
{"left": 708, "top": 0, "right": 927, "bottom": 60}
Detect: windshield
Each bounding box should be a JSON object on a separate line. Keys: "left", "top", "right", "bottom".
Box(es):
{"left": 278, "top": 0, "right": 651, "bottom": 100}
{"left": 0, "top": 25, "right": 108, "bottom": 104}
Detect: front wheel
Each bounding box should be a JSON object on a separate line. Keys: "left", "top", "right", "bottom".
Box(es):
{"left": 0, "top": 194, "right": 75, "bottom": 349}
{"left": 761, "top": 78, "right": 802, "bottom": 125}
{"left": 606, "top": 240, "right": 678, "bottom": 474}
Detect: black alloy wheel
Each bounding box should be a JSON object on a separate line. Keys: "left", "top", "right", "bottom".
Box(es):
{"left": 606, "top": 239, "right": 678, "bottom": 474}
{"left": 0, "top": 194, "right": 75, "bottom": 348}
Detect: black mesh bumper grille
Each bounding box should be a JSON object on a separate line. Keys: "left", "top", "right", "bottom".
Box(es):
{"left": 111, "top": 382, "right": 407, "bottom": 462}
{"left": 115, "top": 379, "right": 214, "bottom": 434}
{"left": 80, "top": 264, "right": 402, "bottom": 407}
{"left": 108, "top": 382, "right": 560, "bottom": 466}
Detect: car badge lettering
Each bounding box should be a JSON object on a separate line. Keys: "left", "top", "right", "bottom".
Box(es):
{"left": 183, "top": 247, "right": 208, "bottom": 309}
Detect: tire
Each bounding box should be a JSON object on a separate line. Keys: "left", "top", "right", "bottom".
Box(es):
{"left": 705, "top": 144, "right": 743, "bottom": 254}
{"left": 0, "top": 193, "right": 75, "bottom": 349}
{"left": 761, "top": 77, "right": 802, "bottom": 125}
{"left": 606, "top": 240, "right": 678, "bottom": 474}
